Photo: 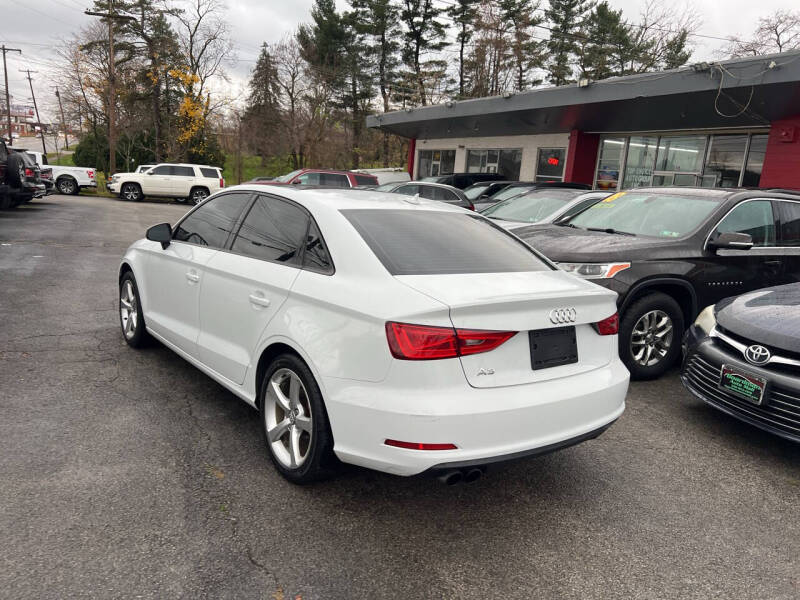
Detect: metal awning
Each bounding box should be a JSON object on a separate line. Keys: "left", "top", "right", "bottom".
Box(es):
{"left": 366, "top": 51, "right": 800, "bottom": 139}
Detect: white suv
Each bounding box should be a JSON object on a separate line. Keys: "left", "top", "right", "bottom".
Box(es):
{"left": 108, "top": 163, "right": 224, "bottom": 204}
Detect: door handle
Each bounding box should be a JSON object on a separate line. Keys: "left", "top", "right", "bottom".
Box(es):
{"left": 248, "top": 293, "right": 271, "bottom": 308}
{"left": 185, "top": 271, "right": 200, "bottom": 283}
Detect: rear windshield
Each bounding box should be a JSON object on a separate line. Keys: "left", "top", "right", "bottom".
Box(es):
{"left": 354, "top": 174, "right": 377, "bottom": 186}
{"left": 342, "top": 209, "right": 551, "bottom": 275}
{"left": 568, "top": 191, "right": 721, "bottom": 238}
{"left": 491, "top": 184, "right": 534, "bottom": 202}
{"left": 482, "top": 189, "right": 580, "bottom": 223}
{"left": 200, "top": 167, "right": 219, "bottom": 178}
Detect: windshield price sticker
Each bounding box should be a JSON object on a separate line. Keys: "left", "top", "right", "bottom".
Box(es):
{"left": 602, "top": 192, "right": 626, "bottom": 203}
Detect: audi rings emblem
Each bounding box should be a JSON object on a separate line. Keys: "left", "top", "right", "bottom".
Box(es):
{"left": 549, "top": 307, "right": 577, "bottom": 324}
{"left": 744, "top": 344, "right": 771, "bottom": 365}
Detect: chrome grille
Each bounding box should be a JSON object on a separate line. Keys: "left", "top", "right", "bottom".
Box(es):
{"left": 684, "top": 354, "right": 800, "bottom": 437}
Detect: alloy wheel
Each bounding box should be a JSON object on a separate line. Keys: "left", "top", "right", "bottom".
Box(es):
{"left": 264, "top": 368, "right": 313, "bottom": 469}
{"left": 630, "top": 309, "right": 673, "bottom": 367}
{"left": 191, "top": 189, "right": 208, "bottom": 204}
{"left": 58, "top": 179, "right": 76, "bottom": 195}
{"left": 119, "top": 280, "right": 138, "bottom": 339}
{"left": 122, "top": 184, "right": 140, "bottom": 201}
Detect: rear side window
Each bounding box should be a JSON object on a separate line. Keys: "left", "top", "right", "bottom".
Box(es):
{"left": 394, "top": 184, "right": 419, "bottom": 196}
{"left": 342, "top": 209, "right": 550, "bottom": 275}
{"left": 231, "top": 196, "right": 309, "bottom": 264}
{"left": 150, "top": 165, "right": 171, "bottom": 175}
{"left": 173, "top": 193, "right": 251, "bottom": 249}
{"left": 320, "top": 173, "right": 350, "bottom": 187}
{"left": 778, "top": 201, "right": 800, "bottom": 246}
{"left": 354, "top": 175, "right": 376, "bottom": 186}
{"left": 171, "top": 166, "right": 195, "bottom": 177}
{"left": 302, "top": 221, "right": 334, "bottom": 274}
{"left": 200, "top": 167, "right": 219, "bottom": 178}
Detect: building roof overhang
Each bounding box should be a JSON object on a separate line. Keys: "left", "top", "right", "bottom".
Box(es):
{"left": 366, "top": 51, "right": 800, "bottom": 139}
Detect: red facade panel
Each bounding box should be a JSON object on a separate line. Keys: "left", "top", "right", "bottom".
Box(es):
{"left": 564, "top": 130, "right": 600, "bottom": 185}
{"left": 760, "top": 115, "right": 800, "bottom": 190}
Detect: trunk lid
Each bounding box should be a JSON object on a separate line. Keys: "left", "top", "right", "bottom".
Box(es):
{"left": 396, "top": 270, "right": 619, "bottom": 388}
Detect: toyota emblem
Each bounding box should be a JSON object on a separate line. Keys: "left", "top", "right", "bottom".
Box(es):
{"left": 744, "top": 344, "right": 771, "bottom": 365}
{"left": 549, "top": 307, "right": 577, "bottom": 324}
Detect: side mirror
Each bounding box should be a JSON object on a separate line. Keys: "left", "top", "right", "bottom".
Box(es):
{"left": 708, "top": 231, "right": 753, "bottom": 252}
{"left": 291, "top": 179, "right": 302, "bottom": 185}
{"left": 146, "top": 222, "right": 172, "bottom": 249}
{"left": 146, "top": 171, "right": 154, "bottom": 175}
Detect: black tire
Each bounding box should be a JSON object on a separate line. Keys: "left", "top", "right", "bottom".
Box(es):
{"left": 119, "top": 271, "right": 151, "bottom": 348}
{"left": 5, "top": 153, "right": 24, "bottom": 187}
{"left": 121, "top": 182, "right": 143, "bottom": 202}
{"left": 189, "top": 187, "right": 209, "bottom": 205}
{"left": 619, "top": 292, "right": 684, "bottom": 380}
{"left": 260, "top": 353, "right": 336, "bottom": 484}
{"left": 57, "top": 177, "right": 78, "bottom": 195}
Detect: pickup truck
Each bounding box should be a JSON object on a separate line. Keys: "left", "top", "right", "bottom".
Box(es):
{"left": 0, "top": 140, "right": 44, "bottom": 209}
{"left": 23, "top": 150, "right": 97, "bottom": 195}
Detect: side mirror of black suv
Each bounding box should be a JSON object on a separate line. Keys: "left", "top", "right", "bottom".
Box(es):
{"left": 708, "top": 231, "right": 753, "bottom": 252}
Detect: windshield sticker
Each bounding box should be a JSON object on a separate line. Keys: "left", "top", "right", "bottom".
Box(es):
{"left": 661, "top": 231, "right": 681, "bottom": 237}
{"left": 602, "top": 192, "right": 626, "bottom": 203}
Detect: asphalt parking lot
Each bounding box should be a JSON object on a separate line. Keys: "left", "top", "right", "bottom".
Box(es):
{"left": 1, "top": 194, "right": 799, "bottom": 599}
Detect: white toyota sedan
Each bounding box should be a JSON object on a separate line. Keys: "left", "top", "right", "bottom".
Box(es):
{"left": 118, "top": 186, "right": 628, "bottom": 484}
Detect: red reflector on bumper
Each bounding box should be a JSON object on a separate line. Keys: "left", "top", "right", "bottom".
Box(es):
{"left": 384, "top": 439, "right": 457, "bottom": 451}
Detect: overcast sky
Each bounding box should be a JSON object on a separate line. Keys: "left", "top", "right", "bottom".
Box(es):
{"left": 0, "top": 0, "right": 791, "bottom": 120}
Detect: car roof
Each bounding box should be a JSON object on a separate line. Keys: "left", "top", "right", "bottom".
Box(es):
{"left": 399, "top": 181, "right": 461, "bottom": 190}
{"left": 220, "top": 184, "right": 467, "bottom": 213}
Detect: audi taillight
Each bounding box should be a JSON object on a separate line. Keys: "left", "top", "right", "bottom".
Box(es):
{"left": 593, "top": 313, "right": 619, "bottom": 336}
{"left": 385, "top": 322, "right": 515, "bottom": 360}
{"left": 24, "top": 168, "right": 33, "bottom": 177}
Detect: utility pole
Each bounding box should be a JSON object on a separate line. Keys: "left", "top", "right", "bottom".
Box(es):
{"left": 85, "top": 2, "right": 134, "bottom": 174}
{"left": 2, "top": 45, "right": 22, "bottom": 146}
{"left": 20, "top": 69, "right": 47, "bottom": 154}
{"left": 53, "top": 87, "right": 69, "bottom": 149}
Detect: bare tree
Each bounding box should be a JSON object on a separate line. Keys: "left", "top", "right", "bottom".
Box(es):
{"left": 723, "top": 10, "right": 800, "bottom": 57}
{"left": 174, "top": 0, "right": 233, "bottom": 98}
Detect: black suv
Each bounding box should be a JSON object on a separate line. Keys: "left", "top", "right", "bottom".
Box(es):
{"left": 514, "top": 187, "right": 800, "bottom": 379}
{"left": 0, "top": 141, "right": 44, "bottom": 209}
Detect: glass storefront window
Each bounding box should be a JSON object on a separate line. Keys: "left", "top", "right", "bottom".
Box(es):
{"left": 595, "top": 138, "right": 624, "bottom": 190}
{"left": 535, "top": 148, "right": 566, "bottom": 182}
{"left": 742, "top": 134, "right": 768, "bottom": 187}
{"left": 655, "top": 136, "right": 706, "bottom": 173}
{"left": 466, "top": 149, "right": 522, "bottom": 179}
{"left": 418, "top": 150, "right": 455, "bottom": 178}
{"left": 704, "top": 135, "right": 748, "bottom": 187}
{"left": 600, "top": 132, "right": 769, "bottom": 190}
{"left": 621, "top": 136, "right": 658, "bottom": 189}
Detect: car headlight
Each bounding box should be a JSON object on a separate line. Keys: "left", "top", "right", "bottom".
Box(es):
{"left": 558, "top": 262, "right": 630, "bottom": 279}
{"left": 694, "top": 304, "right": 716, "bottom": 334}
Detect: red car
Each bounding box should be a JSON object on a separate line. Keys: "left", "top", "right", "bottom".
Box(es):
{"left": 260, "top": 168, "right": 378, "bottom": 188}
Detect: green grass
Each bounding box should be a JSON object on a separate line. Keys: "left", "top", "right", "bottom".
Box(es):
{"left": 222, "top": 153, "right": 288, "bottom": 184}
{"left": 50, "top": 154, "right": 76, "bottom": 166}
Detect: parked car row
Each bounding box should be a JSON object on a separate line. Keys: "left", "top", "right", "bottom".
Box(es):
{"left": 116, "top": 172, "right": 800, "bottom": 484}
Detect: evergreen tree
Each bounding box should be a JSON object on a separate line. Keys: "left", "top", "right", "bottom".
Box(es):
{"left": 400, "top": 0, "right": 448, "bottom": 105}
{"left": 545, "top": 0, "right": 593, "bottom": 86}
{"left": 447, "top": 0, "right": 480, "bottom": 98}
{"left": 578, "top": 2, "right": 635, "bottom": 79}
{"left": 245, "top": 44, "right": 282, "bottom": 165}
{"left": 499, "top": 0, "right": 545, "bottom": 91}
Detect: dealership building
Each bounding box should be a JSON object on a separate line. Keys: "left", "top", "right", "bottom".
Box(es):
{"left": 367, "top": 50, "right": 800, "bottom": 191}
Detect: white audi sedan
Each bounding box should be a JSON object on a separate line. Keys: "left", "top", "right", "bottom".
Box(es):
{"left": 118, "top": 186, "right": 628, "bottom": 484}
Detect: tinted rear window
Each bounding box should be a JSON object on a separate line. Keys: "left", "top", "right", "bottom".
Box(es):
{"left": 200, "top": 167, "right": 219, "bottom": 178}
{"left": 354, "top": 174, "right": 377, "bottom": 186}
{"left": 342, "top": 209, "right": 551, "bottom": 275}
